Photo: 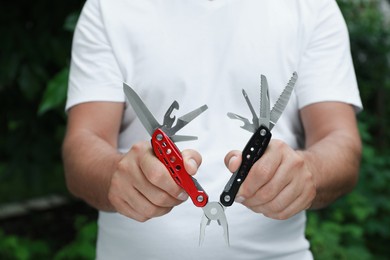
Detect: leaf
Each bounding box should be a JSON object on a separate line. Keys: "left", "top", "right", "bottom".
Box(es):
{"left": 38, "top": 68, "right": 69, "bottom": 115}
{"left": 64, "top": 12, "right": 80, "bottom": 32}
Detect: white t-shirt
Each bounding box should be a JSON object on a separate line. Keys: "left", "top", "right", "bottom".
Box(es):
{"left": 67, "top": 0, "right": 362, "bottom": 259}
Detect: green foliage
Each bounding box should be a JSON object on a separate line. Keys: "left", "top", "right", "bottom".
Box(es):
{"left": 306, "top": 1, "right": 390, "bottom": 259}
{"left": 0, "top": 0, "right": 84, "bottom": 203}
{"left": 38, "top": 68, "right": 69, "bottom": 115}
{"left": 0, "top": 216, "right": 96, "bottom": 260}
{"left": 54, "top": 216, "right": 97, "bottom": 260}
{"left": 0, "top": 230, "right": 50, "bottom": 260}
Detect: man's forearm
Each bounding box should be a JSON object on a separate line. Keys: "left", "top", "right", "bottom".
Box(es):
{"left": 62, "top": 130, "right": 124, "bottom": 211}
{"left": 302, "top": 130, "right": 361, "bottom": 209}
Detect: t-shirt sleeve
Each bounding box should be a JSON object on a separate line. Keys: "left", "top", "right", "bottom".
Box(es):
{"left": 296, "top": 0, "right": 362, "bottom": 112}
{"left": 66, "top": 0, "right": 124, "bottom": 111}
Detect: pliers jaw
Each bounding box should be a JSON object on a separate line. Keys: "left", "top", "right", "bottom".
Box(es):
{"left": 199, "top": 202, "right": 230, "bottom": 247}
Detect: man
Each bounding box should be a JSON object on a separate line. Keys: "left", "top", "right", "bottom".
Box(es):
{"left": 63, "top": 0, "right": 362, "bottom": 259}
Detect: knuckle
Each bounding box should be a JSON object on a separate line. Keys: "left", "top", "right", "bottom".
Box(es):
{"left": 135, "top": 215, "right": 150, "bottom": 223}
{"left": 117, "top": 159, "right": 129, "bottom": 173}
{"left": 272, "top": 139, "right": 286, "bottom": 150}
{"left": 269, "top": 204, "right": 281, "bottom": 215}
{"left": 147, "top": 170, "right": 165, "bottom": 185}
{"left": 268, "top": 200, "right": 285, "bottom": 215}
{"left": 153, "top": 193, "right": 172, "bottom": 207}
{"left": 304, "top": 171, "right": 315, "bottom": 184}
{"left": 131, "top": 142, "right": 147, "bottom": 154}
{"left": 142, "top": 204, "right": 160, "bottom": 219}
{"left": 274, "top": 212, "right": 289, "bottom": 220}
{"left": 137, "top": 218, "right": 148, "bottom": 223}
{"left": 257, "top": 187, "right": 275, "bottom": 203}
{"left": 291, "top": 154, "right": 305, "bottom": 169}
{"left": 255, "top": 163, "right": 273, "bottom": 184}
{"left": 250, "top": 205, "right": 263, "bottom": 214}
{"left": 107, "top": 192, "right": 119, "bottom": 207}
{"left": 264, "top": 208, "right": 289, "bottom": 220}
{"left": 239, "top": 184, "right": 252, "bottom": 198}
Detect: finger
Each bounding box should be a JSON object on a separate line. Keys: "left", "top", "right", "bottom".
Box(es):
{"left": 108, "top": 170, "right": 170, "bottom": 222}
{"left": 264, "top": 169, "right": 316, "bottom": 219}
{"left": 260, "top": 184, "right": 314, "bottom": 220}
{"left": 140, "top": 150, "right": 185, "bottom": 201}
{"left": 182, "top": 149, "right": 202, "bottom": 176}
{"left": 110, "top": 195, "right": 151, "bottom": 222}
{"left": 242, "top": 150, "right": 297, "bottom": 206}
{"left": 252, "top": 148, "right": 314, "bottom": 218}
{"left": 108, "top": 172, "right": 169, "bottom": 222}
{"left": 250, "top": 181, "right": 297, "bottom": 216}
{"left": 249, "top": 168, "right": 309, "bottom": 218}
{"left": 236, "top": 146, "right": 282, "bottom": 199}
{"left": 134, "top": 169, "right": 187, "bottom": 207}
{"left": 128, "top": 188, "right": 174, "bottom": 219}
{"left": 242, "top": 169, "right": 292, "bottom": 207}
{"left": 123, "top": 188, "right": 173, "bottom": 221}
{"left": 275, "top": 182, "right": 316, "bottom": 220}
{"left": 126, "top": 143, "right": 186, "bottom": 205}
{"left": 224, "top": 150, "right": 242, "bottom": 173}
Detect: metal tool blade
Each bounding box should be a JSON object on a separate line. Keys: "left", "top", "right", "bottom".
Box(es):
{"left": 199, "top": 214, "right": 211, "bottom": 246}
{"left": 227, "top": 112, "right": 257, "bottom": 133}
{"left": 163, "top": 101, "right": 179, "bottom": 128}
{"left": 269, "top": 72, "right": 298, "bottom": 130}
{"left": 164, "top": 105, "right": 208, "bottom": 136}
{"left": 123, "top": 83, "right": 161, "bottom": 136}
{"left": 199, "top": 202, "right": 229, "bottom": 247}
{"left": 259, "top": 75, "right": 270, "bottom": 128}
{"left": 170, "top": 134, "right": 198, "bottom": 142}
{"left": 242, "top": 89, "right": 259, "bottom": 129}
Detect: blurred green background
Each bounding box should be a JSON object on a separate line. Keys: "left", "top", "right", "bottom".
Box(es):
{"left": 1, "top": 0, "right": 390, "bottom": 259}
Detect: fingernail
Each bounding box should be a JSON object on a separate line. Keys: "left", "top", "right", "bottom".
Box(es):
{"left": 228, "top": 156, "right": 238, "bottom": 169}
{"left": 177, "top": 192, "right": 189, "bottom": 201}
{"left": 188, "top": 159, "right": 198, "bottom": 170}
{"left": 235, "top": 196, "right": 245, "bottom": 203}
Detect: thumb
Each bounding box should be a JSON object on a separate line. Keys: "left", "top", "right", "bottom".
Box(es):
{"left": 224, "top": 150, "right": 242, "bottom": 173}
{"left": 181, "top": 149, "right": 202, "bottom": 176}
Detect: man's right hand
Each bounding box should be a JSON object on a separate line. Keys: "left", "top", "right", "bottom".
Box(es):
{"left": 108, "top": 141, "right": 202, "bottom": 222}
{"left": 63, "top": 102, "right": 201, "bottom": 222}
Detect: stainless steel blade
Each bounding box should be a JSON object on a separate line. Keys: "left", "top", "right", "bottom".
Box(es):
{"left": 242, "top": 89, "right": 259, "bottom": 129}
{"left": 199, "top": 201, "right": 229, "bottom": 247}
{"left": 163, "top": 101, "right": 179, "bottom": 128}
{"left": 123, "top": 83, "right": 161, "bottom": 136}
{"left": 269, "top": 72, "right": 298, "bottom": 130}
{"left": 164, "top": 105, "right": 208, "bottom": 136}
{"left": 227, "top": 112, "right": 257, "bottom": 133}
{"left": 170, "top": 135, "right": 198, "bottom": 142}
{"left": 259, "top": 75, "right": 270, "bottom": 128}
{"left": 199, "top": 214, "right": 211, "bottom": 246}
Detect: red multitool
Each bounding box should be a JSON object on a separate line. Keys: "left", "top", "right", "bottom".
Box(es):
{"left": 123, "top": 84, "right": 208, "bottom": 207}
{"left": 124, "top": 84, "right": 229, "bottom": 246}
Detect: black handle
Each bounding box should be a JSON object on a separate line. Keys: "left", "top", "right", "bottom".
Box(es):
{"left": 220, "top": 125, "right": 272, "bottom": 207}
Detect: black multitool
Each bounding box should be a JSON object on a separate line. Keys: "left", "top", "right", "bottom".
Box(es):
{"left": 220, "top": 72, "right": 298, "bottom": 206}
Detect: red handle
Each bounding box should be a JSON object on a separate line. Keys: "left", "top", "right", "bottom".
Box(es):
{"left": 151, "top": 128, "right": 208, "bottom": 207}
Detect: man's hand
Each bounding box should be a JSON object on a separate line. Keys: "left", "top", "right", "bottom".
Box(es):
{"left": 108, "top": 141, "right": 202, "bottom": 222}
{"left": 63, "top": 102, "right": 203, "bottom": 222}
{"left": 224, "top": 102, "right": 361, "bottom": 220}
{"left": 225, "top": 140, "right": 316, "bottom": 220}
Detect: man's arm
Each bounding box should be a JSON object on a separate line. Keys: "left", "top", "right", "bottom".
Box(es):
{"left": 62, "top": 102, "right": 125, "bottom": 211}
{"left": 225, "top": 101, "right": 362, "bottom": 219}
{"left": 300, "top": 101, "right": 361, "bottom": 209}
{"left": 62, "top": 102, "right": 201, "bottom": 221}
